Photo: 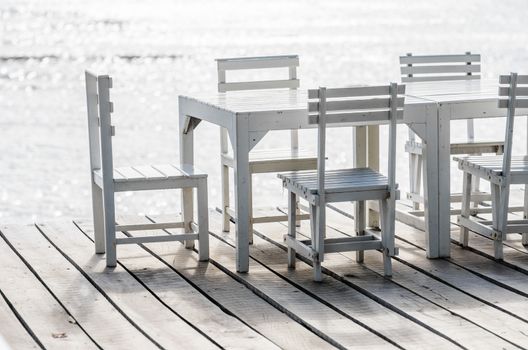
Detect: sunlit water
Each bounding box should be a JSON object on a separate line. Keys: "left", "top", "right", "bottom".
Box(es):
{"left": 1, "top": 0, "right": 528, "bottom": 223}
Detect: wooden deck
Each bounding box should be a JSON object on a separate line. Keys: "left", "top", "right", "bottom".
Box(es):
{"left": 1, "top": 207, "right": 528, "bottom": 349}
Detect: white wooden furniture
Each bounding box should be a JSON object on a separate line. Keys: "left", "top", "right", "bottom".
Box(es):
{"left": 178, "top": 85, "right": 444, "bottom": 272}
{"left": 85, "top": 72, "right": 209, "bottom": 267}
{"left": 216, "top": 55, "right": 315, "bottom": 242}
{"left": 401, "top": 78, "right": 528, "bottom": 259}
{"left": 457, "top": 73, "right": 528, "bottom": 259}
{"left": 401, "top": 53, "right": 504, "bottom": 210}
{"left": 279, "top": 84, "right": 404, "bottom": 281}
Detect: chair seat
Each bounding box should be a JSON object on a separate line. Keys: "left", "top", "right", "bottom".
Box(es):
{"left": 278, "top": 168, "right": 398, "bottom": 196}
{"left": 455, "top": 155, "right": 528, "bottom": 184}
{"left": 93, "top": 164, "right": 207, "bottom": 191}
{"left": 222, "top": 148, "right": 317, "bottom": 173}
{"left": 406, "top": 140, "right": 504, "bottom": 155}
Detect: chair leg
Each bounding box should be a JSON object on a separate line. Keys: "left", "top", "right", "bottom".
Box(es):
{"left": 414, "top": 155, "right": 423, "bottom": 210}
{"left": 311, "top": 204, "right": 323, "bottom": 282}
{"left": 102, "top": 186, "right": 116, "bottom": 267}
{"left": 471, "top": 175, "right": 481, "bottom": 209}
{"left": 92, "top": 183, "right": 105, "bottom": 254}
{"left": 408, "top": 154, "right": 416, "bottom": 208}
{"left": 355, "top": 200, "right": 366, "bottom": 263}
{"left": 295, "top": 197, "right": 301, "bottom": 227}
{"left": 221, "top": 163, "right": 230, "bottom": 232}
{"left": 491, "top": 184, "right": 504, "bottom": 260}
{"left": 287, "top": 191, "right": 297, "bottom": 268}
{"left": 522, "top": 185, "right": 528, "bottom": 245}
{"left": 379, "top": 199, "right": 394, "bottom": 277}
{"left": 409, "top": 153, "right": 422, "bottom": 210}
{"left": 459, "top": 172, "right": 472, "bottom": 247}
{"left": 197, "top": 179, "right": 209, "bottom": 262}
{"left": 248, "top": 175, "right": 254, "bottom": 245}
{"left": 182, "top": 187, "right": 195, "bottom": 249}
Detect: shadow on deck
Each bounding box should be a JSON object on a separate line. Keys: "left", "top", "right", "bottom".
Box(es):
{"left": 1, "top": 207, "right": 528, "bottom": 349}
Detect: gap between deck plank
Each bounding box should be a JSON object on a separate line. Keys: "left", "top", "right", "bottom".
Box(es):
{"left": 0, "top": 287, "right": 43, "bottom": 349}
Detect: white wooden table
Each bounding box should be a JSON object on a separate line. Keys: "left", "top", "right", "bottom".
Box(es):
{"left": 404, "top": 79, "right": 520, "bottom": 259}
{"left": 179, "top": 89, "right": 432, "bottom": 272}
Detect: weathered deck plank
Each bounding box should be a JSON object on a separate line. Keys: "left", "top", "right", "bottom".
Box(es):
{"left": 35, "top": 222, "right": 218, "bottom": 350}
{"left": 121, "top": 219, "right": 336, "bottom": 350}
{"left": 0, "top": 277, "right": 43, "bottom": 350}
{"left": 148, "top": 215, "right": 396, "bottom": 350}
{"left": 0, "top": 294, "right": 40, "bottom": 350}
{"left": 450, "top": 228, "right": 528, "bottom": 272}
{"left": 0, "top": 227, "right": 100, "bottom": 349}
{"left": 208, "top": 214, "right": 459, "bottom": 349}
{"left": 74, "top": 218, "right": 283, "bottom": 350}
{"left": 1, "top": 207, "right": 527, "bottom": 350}
{"left": 248, "top": 218, "right": 517, "bottom": 349}
{"left": 395, "top": 220, "right": 528, "bottom": 296}
{"left": 332, "top": 202, "right": 528, "bottom": 296}
{"left": 1, "top": 223, "right": 188, "bottom": 349}
{"left": 314, "top": 209, "right": 528, "bottom": 347}
{"left": 325, "top": 206, "right": 528, "bottom": 321}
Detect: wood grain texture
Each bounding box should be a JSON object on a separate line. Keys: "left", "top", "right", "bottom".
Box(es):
{"left": 120, "top": 215, "right": 336, "bottom": 350}
{"left": 249, "top": 211, "right": 517, "bottom": 349}
{"left": 0, "top": 293, "right": 41, "bottom": 350}
{"left": 1, "top": 224, "right": 159, "bottom": 349}
{"left": 211, "top": 216, "right": 459, "bottom": 350}
{"left": 0, "top": 227, "right": 98, "bottom": 349}
{"left": 35, "top": 221, "right": 217, "bottom": 350}
{"left": 150, "top": 214, "right": 394, "bottom": 350}
{"left": 75, "top": 217, "right": 280, "bottom": 350}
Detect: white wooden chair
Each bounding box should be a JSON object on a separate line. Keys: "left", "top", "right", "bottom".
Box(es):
{"left": 400, "top": 52, "right": 504, "bottom": 210}
{"left": 279, "top": 83, "right": 404, "bottom": 281}
{"left": 217, "top": 55, "right": 315, "bottom": 242}
{"left": 85, "top": 72, "right": 209, "bottom": 267}
{"left": 457, "top": 73, "right": 528, "bottom": 259}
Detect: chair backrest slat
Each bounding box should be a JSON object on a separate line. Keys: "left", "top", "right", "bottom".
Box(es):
{"left": 400, "top": 52, "right": 480, "bottom": 140}
{"left": 399, "top": 52, "right": 481, "bottom": 83}
{"left": 85, "top": 71, "right": 101, "bottom": 172}
{"left": 85, "top": 71, "right": 115, "bottom": 179}
{"left": 498, "top": 73, "right": 528, "bottom": 177}
{"left": 308, "top": 85, "right": 405, "bottom": 126}
{"left": 216, "top": 55, "right": 299, "bottom": 92}
{"left": 308, "top": 84, "right": 405, "bottom": 196}
{"left": 216, "top": 55, "right": 301, "bottom": 150}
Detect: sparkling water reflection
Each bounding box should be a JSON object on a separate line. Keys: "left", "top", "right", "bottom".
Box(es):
{"left": 1, "top": 0, "right": 527, "bottom": 223}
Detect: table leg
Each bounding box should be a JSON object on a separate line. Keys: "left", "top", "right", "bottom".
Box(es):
{"left": 179, "top": 112, "right": 195, "bottom": 249}
{"left": 232, "top": 114, "right": 251, "bottom": 273}
{"left": 367, "top": 125, "right": 380, "bottom": 227}
{"left": 423, "top": 104, "right": 451, "bottom": 258}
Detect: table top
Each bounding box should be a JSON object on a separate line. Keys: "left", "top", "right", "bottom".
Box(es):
{"left": 180, "top": 88, "right": 432, "bottom": 114}
{"left": 405, "top": 79, "right": 499, "bottom": 103}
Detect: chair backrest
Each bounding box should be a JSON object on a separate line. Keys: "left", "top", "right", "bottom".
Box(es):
{"left": 216, "top": 55, "right": 301, "bottom": 149}
{"left": 399, "top": 52, "right": 481, "bottom": 83}
{"left": 400, "top": 52, "right": 480, "bottom": 141}
{"left": 307, "top": 84, "right": 405, "bottom": 202}
{"left": 216, "top": 55, "right": 299, "bottom": 92}
{"left": 85, "top": 71, "right": 115, "bottom": 181}
{"left": 498, "top": 73, "right": 528, "bottom": 177}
